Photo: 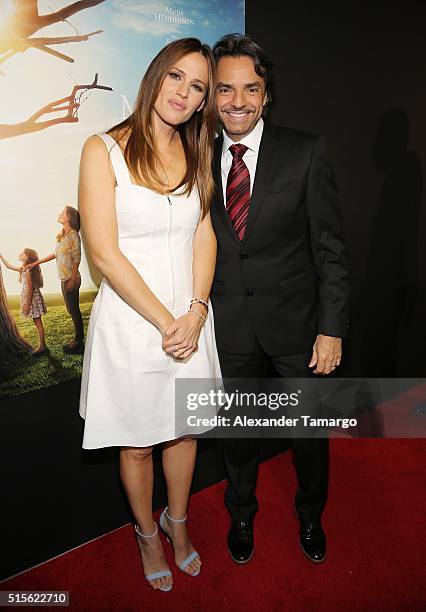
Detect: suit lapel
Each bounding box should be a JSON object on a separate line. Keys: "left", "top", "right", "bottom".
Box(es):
{"left": 241, "top": 121, "right": 278, "bottom": 246}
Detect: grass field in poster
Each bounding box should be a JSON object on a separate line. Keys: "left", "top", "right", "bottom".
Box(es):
{"left": 0, "top": 0, "right": 245, "bottom": 397}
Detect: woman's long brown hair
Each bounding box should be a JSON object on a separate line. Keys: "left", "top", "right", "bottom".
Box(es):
{"left": 109, "top": 38, "right": 216, "bottom": 218}
{"left": 20, "top": 249, "right": 43, "bottom": 288}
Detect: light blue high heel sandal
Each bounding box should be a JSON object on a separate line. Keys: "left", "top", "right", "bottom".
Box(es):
{"left": 134, "top": 522, "right": 173, "bottom": 592}
{"left": 159, "top": 506, "right": 201, "bottom": 576}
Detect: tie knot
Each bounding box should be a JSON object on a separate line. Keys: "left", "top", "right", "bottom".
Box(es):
{"left": 229, "top": 143, "right": 248, "bottom": 160}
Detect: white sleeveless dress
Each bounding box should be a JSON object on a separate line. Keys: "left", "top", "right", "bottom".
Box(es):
{"left": 79, "top": 133, "right": 222, "bottom": 449}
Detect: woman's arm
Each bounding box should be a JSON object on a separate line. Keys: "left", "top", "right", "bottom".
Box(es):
{"left": 64, "top": 234, "right": 81, "bottom": 290}
{"left": 162, "top": 210, "right": 217, "bottom": 359}
{"left": 70, "top": 233, "right": 81, "bottom": 279}
{"left": 70, "top": 261, "right": 79, "bottom": 279}
{"left": 25, "top": 253, "right": 55, "bottom": 271}
{"left": 0, "top": 253, "right": 22, "bottom": 272}
{"left": 191, "top": 210, "right": 217, "bottom": 305}
{"left": 37, "top": 254, "right": 56, "bottom": 264}
{"left": 64, "top": 260, "right": 80, "bottom": 290}
{"left": 79, "top": 135, "right": 175, "bottom": 334}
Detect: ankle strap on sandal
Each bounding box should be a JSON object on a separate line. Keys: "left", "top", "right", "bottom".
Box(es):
{"left": 135, "top": 521, "right": 158, "bottom": 538}
{"left": 164, "top": 506, "right": 187, "bottom": 523}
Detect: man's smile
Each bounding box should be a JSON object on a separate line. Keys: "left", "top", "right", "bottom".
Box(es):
{"left": 222, "top": 109, "right": 254, "bottom": 122}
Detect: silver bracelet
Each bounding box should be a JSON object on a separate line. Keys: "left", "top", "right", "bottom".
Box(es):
{"left": 188, "top": 307, "right": 207, "bottom": 324}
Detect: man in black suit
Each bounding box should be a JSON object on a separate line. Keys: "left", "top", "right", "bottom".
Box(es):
{"left": 210, "top": 34, "right": 351, "bottom": 564}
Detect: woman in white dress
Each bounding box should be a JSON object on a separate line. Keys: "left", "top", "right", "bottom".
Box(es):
{"left": 78, "top": 38, "right": 221, "bottom": 592}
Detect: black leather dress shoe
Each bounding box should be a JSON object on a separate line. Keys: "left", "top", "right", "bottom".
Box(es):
{"left": 227, "top": 521, "right": 254, "bottom": 564}
{"left": 299, "top": 519, "right": 326, "bottom": 562}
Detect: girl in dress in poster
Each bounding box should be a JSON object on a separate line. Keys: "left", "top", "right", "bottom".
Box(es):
{"left": 0, "top": 249, "right": 47, "bottom": 355}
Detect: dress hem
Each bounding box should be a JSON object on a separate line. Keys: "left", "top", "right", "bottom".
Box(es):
{"left": 79, "top": 412, "right": 215, "bottom": 449}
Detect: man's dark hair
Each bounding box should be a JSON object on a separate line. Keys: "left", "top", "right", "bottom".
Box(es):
{"left": 212, "top": 33, "right": 274, "bottom": 111}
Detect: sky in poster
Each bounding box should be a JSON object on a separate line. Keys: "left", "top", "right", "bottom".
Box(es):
{"left": 0, "top": 0, "right": 245, "bottom": 294}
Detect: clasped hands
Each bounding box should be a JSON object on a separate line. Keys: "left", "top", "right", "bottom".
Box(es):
{"left": 162, "top": 310, "right": 205, "bottom": 360}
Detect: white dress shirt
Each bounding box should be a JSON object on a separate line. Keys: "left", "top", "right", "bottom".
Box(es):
{"left": 221, "top": 117, "right": 264, "bottom": 205}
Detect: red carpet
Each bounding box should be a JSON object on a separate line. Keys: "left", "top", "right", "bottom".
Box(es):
{"left": 2, "top": 439, "right": 426, "bottom": 611}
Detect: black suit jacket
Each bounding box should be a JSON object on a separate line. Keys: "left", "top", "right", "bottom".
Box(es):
{"left": 210, "top": 120, "right": 351, "bottom": 356}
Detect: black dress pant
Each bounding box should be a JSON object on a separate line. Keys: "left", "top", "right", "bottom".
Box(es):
{"left": 218, "top": 336, "right": 329, "bottom": 525}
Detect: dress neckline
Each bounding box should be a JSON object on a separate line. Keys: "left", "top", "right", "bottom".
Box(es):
{"left": 104, "top": 132, "right": 187, "bottom": 196}
{"left": 116, "top": 182, "right": 187, "bottom": 195}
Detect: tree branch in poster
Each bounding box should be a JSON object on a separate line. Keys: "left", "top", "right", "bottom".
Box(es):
{"left": 0, "top": 96, "right": 79, "bottom": 139}
{"left": 68, "top": 73, "right": 113, "bottom": 118}
{"left": 0, "top": 74, "right": 113, "bottom": 139}
{"left": 0, "top": 0, "right": 106, "bottom": 70}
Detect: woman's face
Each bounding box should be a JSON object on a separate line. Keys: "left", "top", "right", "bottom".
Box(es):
{"left": 18, "top": 250, "right": 26, "bottom": 262}
{"left": 153, "top": 51, "right": 209, "bottom": 128}
{"left": 57, "top": 207, "right": 68, "bottom": 224}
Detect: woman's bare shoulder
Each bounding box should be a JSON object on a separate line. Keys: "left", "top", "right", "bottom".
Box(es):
{"left": 82, "top": 133, "right": 109, "bottom": 154}
{"left": 80, "top": 132, "right": 116, "bottom": 167}
{"left": 82, "top": 126, "right": 128, "bottom": 154}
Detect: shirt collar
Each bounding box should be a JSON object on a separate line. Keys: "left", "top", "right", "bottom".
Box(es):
{"left": 222, "top": 117, "right": 264, "bottom": 156}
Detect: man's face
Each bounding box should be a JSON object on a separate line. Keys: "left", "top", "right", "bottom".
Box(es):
{"left": 215, "top": 55, "right": 268, "bottom": 141}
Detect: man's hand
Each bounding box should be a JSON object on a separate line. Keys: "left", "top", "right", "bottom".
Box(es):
{"left": 162, "top": 312, "right": 203, "bottom": 359}
{"left": 309, "top": 334, "right": 342, "bottom": 375}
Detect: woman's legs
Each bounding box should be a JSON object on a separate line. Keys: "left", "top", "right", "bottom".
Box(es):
{"left": 119, "top": 446, "right": 172, "bottom": 590}
{"left": 61, "top": 272, "right": 84, "bottom": 347}
{"left": 161, "top": 437, "right": 201, "bottom": 575}
{"left": 32, "top": 316, "right": 46, "bottom": 352}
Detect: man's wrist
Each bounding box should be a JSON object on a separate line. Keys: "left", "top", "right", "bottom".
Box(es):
{"left": 318, "top": 332, "right": 343, "bottom": 340}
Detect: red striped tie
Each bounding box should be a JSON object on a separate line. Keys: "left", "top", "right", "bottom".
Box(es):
{"left": 226, "top": 143, "right": 250, "bottom": 240}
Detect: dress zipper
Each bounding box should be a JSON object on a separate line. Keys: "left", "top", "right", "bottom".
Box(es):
{"left": 166, "top": 194, "right": 175, "bottom": 313}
